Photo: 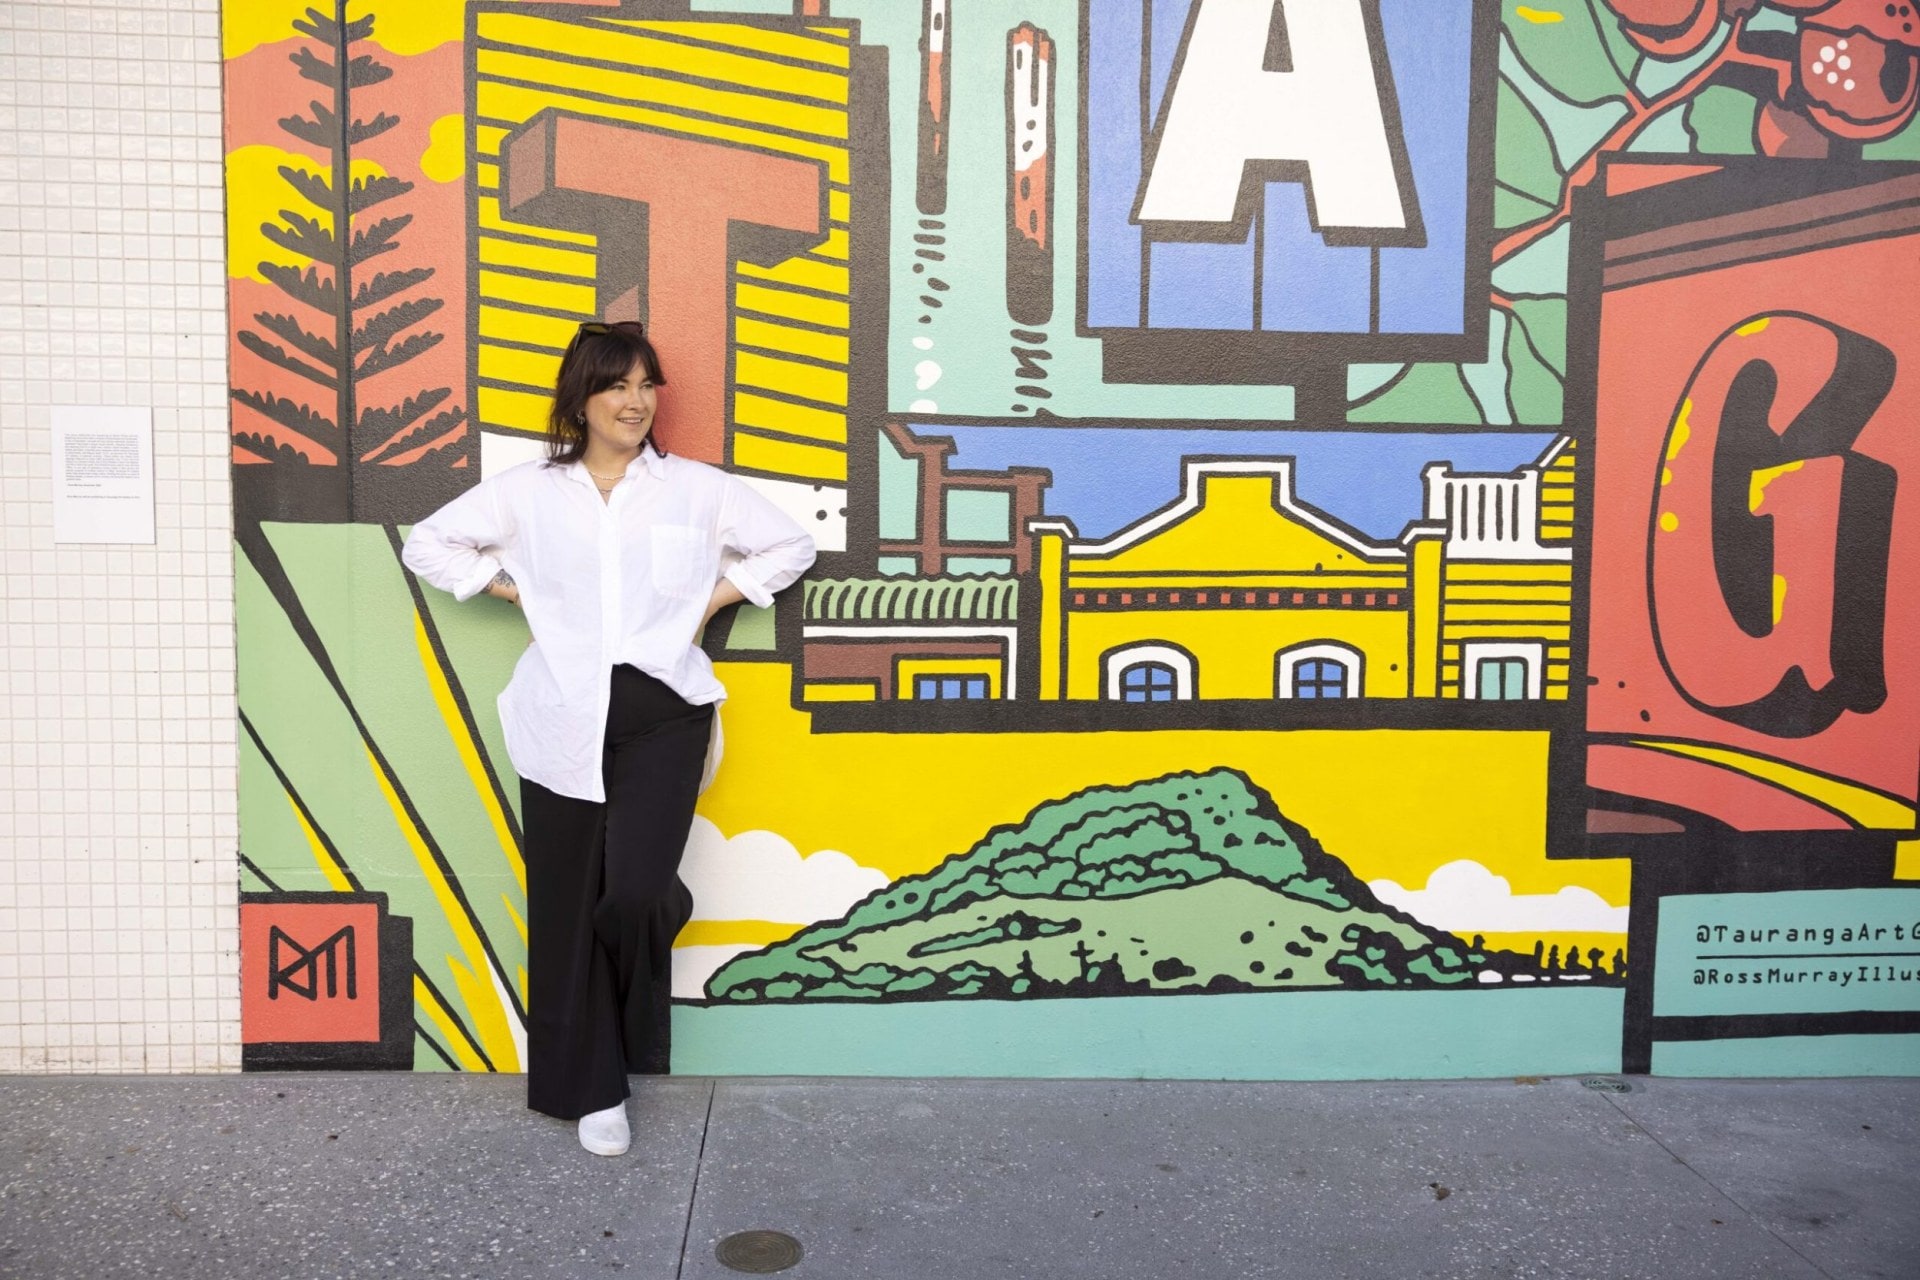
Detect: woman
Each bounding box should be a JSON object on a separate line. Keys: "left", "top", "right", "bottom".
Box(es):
{"left": 402, "top": 321, "right": 815, "bottom": 1155}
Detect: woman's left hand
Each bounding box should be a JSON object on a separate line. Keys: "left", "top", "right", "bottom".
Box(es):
{"left": 700, "top": 579, "right": 747, "bottom": 631}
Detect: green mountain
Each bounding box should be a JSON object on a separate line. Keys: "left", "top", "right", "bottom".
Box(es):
{"left": 704, "top": 768, "right": 1492, "bottom": 1003}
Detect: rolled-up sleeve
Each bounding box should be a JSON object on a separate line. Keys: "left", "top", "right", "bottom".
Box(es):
{"left": 402, "top": 478, "right": 514, "bottom": 602}
{"left": 718, "top": 479, "right": 816, "bottom": 608}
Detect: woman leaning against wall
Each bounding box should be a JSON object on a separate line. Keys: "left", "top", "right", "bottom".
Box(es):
{"left": 402, "top": 321, "right": 816, "bottom": 1156}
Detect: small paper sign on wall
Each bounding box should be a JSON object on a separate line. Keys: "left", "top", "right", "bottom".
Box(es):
{"left": 52, "top": 405, "right": 155, "bottom": 544}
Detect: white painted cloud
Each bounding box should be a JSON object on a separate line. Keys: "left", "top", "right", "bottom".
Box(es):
{"left": 914, "top": 359, "right": 943, "bottom": 391}
{"left": 1368, "top": 859, "right": 1627, "bottom": 934}
{"left": 680, "top": 816, "right": 889, "bottom": 925}
{"left": 671, "top": 944, "right": 760, "bottom": 1001}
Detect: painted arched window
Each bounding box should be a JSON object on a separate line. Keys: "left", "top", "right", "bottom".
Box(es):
{"left": 1120, "top": 662, "right": 1178, "bottom": 702}
{"left": 1275, "top": 642, "right": 1364, "bottom": 699}
{"left": 1103, "top": 643, "right": 1195, "bottom": 702}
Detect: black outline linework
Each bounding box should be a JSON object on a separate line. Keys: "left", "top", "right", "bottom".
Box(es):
{"left": 464, "top": 3, "right": 863, "bottom": 494}
{"left": 1005, "top": 21, "right": 1057, "bottom": 329}
{"left": 1642, "top": 311, "right": 1894, "bottom": 741}
{"left": 1075, "top": 0, "right": 1499, "bottom": 393}
{"left": 916, "top": 0, "right": 951, "bottom": 216}
{"left": 236, "top": 522, "right": 531, "bottom": 1033}
{"left": 1554, "top": 154, "right": 1920, "bottom": 860}
{"left": 1129, "top": 0, "right": 1426, "bottom": 250}
{"left": 1555, "top": 154, "right": 1920, "bottom": 1074}
{"left": 236, "top": 721, "right": 494, "bottom": 1071}
{"left": 240, "top": 891, "right": 418, "bottom": 1072}
{"left": 804, "top": 416, "right": 1580, "bottom": 738}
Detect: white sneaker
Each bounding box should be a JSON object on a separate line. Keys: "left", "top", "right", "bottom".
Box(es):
{"left": 577, "top": 1101, "right": 630, "bottom": 1156}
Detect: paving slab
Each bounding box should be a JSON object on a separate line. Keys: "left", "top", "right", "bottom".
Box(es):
{"left": 2, "top": 1073, "right": 1914, "bottom": 1280}
{"left": 680, "top": 1077, "right": 1824, "bottom": 1280}
{"left": 0, "top": 1074, "right": 710, "bottom": 1280}
{"left": 1607, "top": 1078, "right": 1920, "bottom": 1280}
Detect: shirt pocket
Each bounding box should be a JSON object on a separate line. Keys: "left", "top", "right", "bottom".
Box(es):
{"left": 651, "top": 524, "right": 713, "bottom": 601}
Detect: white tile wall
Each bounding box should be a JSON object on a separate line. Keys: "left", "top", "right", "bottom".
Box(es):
{"left": 0, "top": 0, "right": 236, "bottom": 1072}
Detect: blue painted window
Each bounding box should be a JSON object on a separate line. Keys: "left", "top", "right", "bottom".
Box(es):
{"left": 1475, "top": 658, "right": 1528, "bottom": 701}
{"left": 1293, "top": 658, "right": 1348, "bottom": 700}
{"left": 913, "top": 674, "right": 989, "bottom": 700}
{"left": 1119, "top": 662, "right": 1178, "bottom": 703}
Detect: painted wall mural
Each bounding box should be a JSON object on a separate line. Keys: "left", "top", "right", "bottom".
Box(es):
{"left": 224, "top": 0, "right": 1920, "bottom": 1080}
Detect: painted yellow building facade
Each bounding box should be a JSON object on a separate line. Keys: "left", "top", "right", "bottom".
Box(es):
{"left": 1031, "top": 440, "right": 1576, "bottom": 704}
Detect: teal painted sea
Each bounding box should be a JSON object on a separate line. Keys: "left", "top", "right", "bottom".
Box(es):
{"left": 672, "top": 989, "right": 1625, "bottom": 1079}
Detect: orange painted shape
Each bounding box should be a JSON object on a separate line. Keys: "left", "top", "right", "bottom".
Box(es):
{"left": 1605, "top": 162, "right": 1723, "bottom": 197}
{"left": 500, "top": 113, "right": 828, "bottom": 465}
{"left": 240, "top": 901, "right": 382, "bottom": 1043}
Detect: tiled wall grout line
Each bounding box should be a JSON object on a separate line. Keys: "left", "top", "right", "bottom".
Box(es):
{"left": 0, "top": 0, "right": 237, "bottom": 1073}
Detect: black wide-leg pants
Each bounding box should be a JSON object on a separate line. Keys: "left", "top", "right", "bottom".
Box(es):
{"left": 521, "top": 665, "right": 714, "bottom": 1121}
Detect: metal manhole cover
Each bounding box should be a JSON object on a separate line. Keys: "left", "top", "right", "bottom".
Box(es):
{"left": 716, "top": 1230, "right": 803, "bottom": 1274}
{"left": 1581, "top": 1076, "right": 1633, "bottom": 1094}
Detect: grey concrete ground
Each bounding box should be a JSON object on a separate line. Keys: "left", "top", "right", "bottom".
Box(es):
{"left": 0, "top": 1074, "right": 1913, "bottom": 1280}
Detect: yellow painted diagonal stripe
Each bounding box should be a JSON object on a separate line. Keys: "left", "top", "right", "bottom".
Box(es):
{"left": 736, "top": 316, "right": 848, "bottom": 364}
{"left": 474, "top": 83, "right": 850, "bottom": 184}
{"left": 414, "top": 974, "right": 488, "bottom": 1072}
{"left": 607, "top": 19, "right": 852, "bottom": 68}
{"left": 733, "top": 430, "right": 845, "bottom": 481}
{"left": 503, "top": 893, "right": 528, "bottom": 946}
{"left": 413, "top": 610, "right": 525, "bottom": 894}
{"left": 479, "top": 342, "right": 565, "bottom": 399}
{"left": 478, "top": 384, "right": 557, "bottom": 436}
{"left": 479, "top": 237, "right": 596, "bottom": 278}
{"left": 480, "top": 268, "right": 597, "bottom": 316}
{"left": 735, "top": 256, "right": 848, "bottom": 295}
{"left": 736, "top": 282, "right": 847, "bottom": 329}
{"left": 1631, "top": 739, "right": 1917, "bottom": 830}
{"left": 475, "top": 48, "right": 848, "bottom": 139}
{"left": 485, "top": 15, "right": 851, "bottom": 100}
{"left": 736, "top": 350, "right": 846, "bottom": 407}
{"left": 734, "top": 392, "right": 846, "bottom": 444}
{"left": 288, "top": 793, "right": 353, "bottom": 892}
{"left": 678, "top": 919, "right": 803, "bottom": 947}
{"left": 366, "top": 743, "right": 523, "bottom": 1070}
{"left": 479, "top": 305, "right": 584, "bottom": 351}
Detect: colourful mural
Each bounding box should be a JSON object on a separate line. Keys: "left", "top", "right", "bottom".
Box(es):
{"left": 225, "top": 0, "right": 1920, "bottom": 1080}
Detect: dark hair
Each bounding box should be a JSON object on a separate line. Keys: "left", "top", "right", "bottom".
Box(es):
{"left": 544, "top": 321, "right": 669, "bottom": 465}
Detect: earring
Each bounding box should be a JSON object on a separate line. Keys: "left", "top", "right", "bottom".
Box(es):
{"left": 574, "top": 412, "right": 586, "bottom": 425}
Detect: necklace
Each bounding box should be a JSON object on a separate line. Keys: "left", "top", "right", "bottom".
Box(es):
{"left": 586, "top": 467, "right": 626, "bottom": 481}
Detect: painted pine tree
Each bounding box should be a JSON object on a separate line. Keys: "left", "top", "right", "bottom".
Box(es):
{"left": 231, "top": 4, "right": 464, "bottom": 496}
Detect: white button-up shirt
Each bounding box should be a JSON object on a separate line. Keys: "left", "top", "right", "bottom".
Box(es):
{"left": 401, "top": 447, "right": 815, "bottom": 802}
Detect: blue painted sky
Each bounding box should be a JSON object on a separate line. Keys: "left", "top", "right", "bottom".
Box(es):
{"left": 923, "top": 425, "right": 1560, "bottom": 542}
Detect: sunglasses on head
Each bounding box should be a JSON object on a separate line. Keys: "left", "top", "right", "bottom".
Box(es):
{"left": 576, "top": 320, "right": 645, "bottom": 338}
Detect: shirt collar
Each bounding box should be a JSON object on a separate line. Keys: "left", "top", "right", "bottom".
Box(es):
{"left": 566, "top": 444, "right": 668, "bottom": 488}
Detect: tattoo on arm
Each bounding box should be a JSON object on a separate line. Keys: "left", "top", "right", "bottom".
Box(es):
{"left": 489, "top": 569, "right": 515, "bottom": 593}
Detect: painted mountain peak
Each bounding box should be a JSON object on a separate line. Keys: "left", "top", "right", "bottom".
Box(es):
{"left": 704, "top": 768, "right": 1496, "bottom": 1003}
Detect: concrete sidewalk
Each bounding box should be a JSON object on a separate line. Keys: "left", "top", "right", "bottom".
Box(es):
{"left": 0, "top": 1074, "right": 1914, "bottom": 1280}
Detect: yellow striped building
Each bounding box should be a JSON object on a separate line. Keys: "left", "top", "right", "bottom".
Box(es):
{"left": 1028, "top": 439, "right": 1577, "bottom": 703}
{"left": 468, "top": 7, "right": 857, "bottom": 486}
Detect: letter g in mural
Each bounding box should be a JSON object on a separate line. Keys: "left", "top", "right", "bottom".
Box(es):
{"left": 1580, "top": 160, "right": 1920, "bottom": 838}
{"left": 1647, "top": 312, "right": 1894, "bottom": 740}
